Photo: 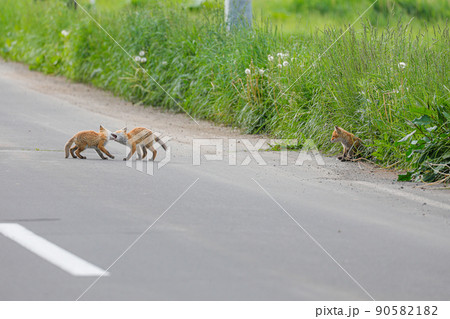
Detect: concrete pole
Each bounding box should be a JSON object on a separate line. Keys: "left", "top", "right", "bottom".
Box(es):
{"left": 225, "top": 0, "right": 252, "bottom": 31}
{"left": 67, "top": 0, "right": 77, "bottom": 10}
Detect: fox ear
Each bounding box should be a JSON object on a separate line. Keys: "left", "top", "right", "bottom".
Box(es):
{"left": 100, "top": 125, "right": 105, "bottom": 131}
{"left": 334, "top": 126, "right": 340, "bottom": 131}
{"left": 122, "top": 127, "right": 127, "bottom": 133}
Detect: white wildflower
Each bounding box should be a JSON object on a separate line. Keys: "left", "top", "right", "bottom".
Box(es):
{"left": 259, "top": 69, "right": 265, "bottom": 75}
{"left": 141, "top": 57, "right": 147, "bottom": 63}
{"left": 139, "top": 50, "right": 145, "bottom": 57}
{"left": 393, "top": 89, "right": 399, "bottom": 94}
{"left": 162, "top": 61, "right": 168, "bottom": 66}
{"left": 398, "top": 62, "right": 406, "bottom": 69}
{"left": 277, "top": 52, "right": 283, "bottom": 58}
{"left": 277, "top": 64, "right": 282, "bottom": 68}
{"left": 359, "top": 91, "right": 365, "bottom": 95}
{"left": 245, "top": 68, "right": 251, "bottom": 75}
{"left": 283, "top": 61, "right": 289, "bottom": 67}
{"left": 134, "top": 56, "right": 141, "bottom": 62}
{"left": 268, "top": 55, "right": 274, "bottom": 62}
{"left": 61, "top": 30, "right": 69, "bottom": 37}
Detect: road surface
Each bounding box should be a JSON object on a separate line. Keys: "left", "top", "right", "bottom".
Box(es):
{"left": 0, "top": 61, "right": 449, "bottom": 300}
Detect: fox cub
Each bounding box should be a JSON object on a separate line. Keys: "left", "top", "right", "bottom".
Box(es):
{"left": 331, "top": 126, "right": 362, "bottom": 161}
{"left": 65, "top": 125, "right": 117, "bottom": 159}
{"left": 114, "top": 127, "right": 168, "bottom": 161}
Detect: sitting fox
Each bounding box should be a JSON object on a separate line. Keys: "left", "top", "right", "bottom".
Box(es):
{"left": 330, "top": 126, "right": 362, "bottom": 161}
{"left": 65, "top": 125, "right": 117, "bottom": 159}
{"left": 114, "top": 127, "right": 168, "bottom": 161}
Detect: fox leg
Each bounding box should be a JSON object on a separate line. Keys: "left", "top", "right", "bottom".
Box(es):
{"left": 70, "top": 146, "right": 78, "bottom": 158}
{"left": 145, "top": 142, "right": 157, "bottom": 161}
{"left": 344, "top": 145, "right": 357, "bottom": 161}
{"left": 98, "top": 141, "right": 114, "bottom": 159}
{"left": 136, "top": 146, "right": 144, "bottom": 160}
{"left": 140, "top": 135, "right": 153, "bottom": 160}
{"left": 136, "top": 147, "right": 141, "bottom": 160}
{"left": 141, "top": 145, "right": 147, "bottom": 160}
{"left": 94, "top": 147, "right": 108, "bottom": 160}
{"left": 348, "top": 144, "right": 360, "bottom": 160}
{"left": 339, "top": 147, "right": 349, "bottom": 161}
{"left": 75, "top": 144, "right": 87, "bottom": 159}
{"left": 124, "top": 143, "right": 136, "bottom": 161}
{"left": 346, "top": 150, "right": 354, "bottom": 160}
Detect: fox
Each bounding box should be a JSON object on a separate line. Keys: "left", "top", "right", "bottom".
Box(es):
{"left": 114, "top": 127, "right": 168, "bottom": 161}
{"left": 65, "top": 125, "right": 117, "bottom": 160}
{"left": 330, "top": 126, "right": 362, "bottom": 161}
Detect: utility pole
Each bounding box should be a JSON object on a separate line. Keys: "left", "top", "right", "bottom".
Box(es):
{"left": 67, "top": 0, "right": 77, "bottom": 10}
{"left": 225, "top": 0, "right": 252, "bottom": 30}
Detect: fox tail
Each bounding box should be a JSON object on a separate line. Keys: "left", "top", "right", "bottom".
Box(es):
{"left": 154, "top": 135, "right": 168, "bottom": 151}
{"left": 64, "top": 136, "right": 76, "bottom": 158}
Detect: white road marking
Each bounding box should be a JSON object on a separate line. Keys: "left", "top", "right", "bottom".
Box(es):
{"left": 0, "top": 223, "right": 110, "bottom": 277}
{"left": 355, "top": 181, "right": 450, "bottom": 211}
{"left": 0, "top": 150, "right": 62, "bottom": 153}
{"left": 0, "top": 150, "right": 38, "bottom": 152}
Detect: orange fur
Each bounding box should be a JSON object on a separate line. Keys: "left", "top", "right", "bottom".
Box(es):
{"left": 114, "top": 127, "right": 167, "bottom": 161}
{"left": 331, "top": 126, "right": 362, "bottom": 161}
{"left": 64, "top": 125, "right": 116, "bottom": 160}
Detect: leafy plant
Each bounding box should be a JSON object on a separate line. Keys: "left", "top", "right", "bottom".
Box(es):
{"left": 398, "top": 107, "right": 450, "bottom": 183}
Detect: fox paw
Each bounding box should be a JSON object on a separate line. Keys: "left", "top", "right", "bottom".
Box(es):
{"left": 123, "top": 158, "right": 127, "bottom": 161}
{"left": 110, "top": 156, "right": 115, "bottom": 159}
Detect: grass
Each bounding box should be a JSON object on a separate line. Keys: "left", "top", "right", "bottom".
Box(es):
{"left": 252, "top": 0, "right": 450, "bottom": 33}
{"left": 0, "top": 0, "right": 449, "bottom": 182}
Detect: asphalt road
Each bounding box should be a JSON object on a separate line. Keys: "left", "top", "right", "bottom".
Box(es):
{"left": 0, "top": 66, "right": 449, "bottom": 301}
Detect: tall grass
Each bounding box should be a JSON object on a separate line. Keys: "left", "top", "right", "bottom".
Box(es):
{"left": 0, "top": 0, "right": 449, "bottom": 180}
{"left": 253, "top": 0, "right": 450, "bottom": 33}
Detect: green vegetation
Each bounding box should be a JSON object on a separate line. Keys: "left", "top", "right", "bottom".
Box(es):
{"left": 398, "top": 110, "right": 450, "bottom": 183}
{"left": 0, "top": 0, "right": 449, "bottom": 182}
{"left": 253, "top": 0, "right": 450, "bottom": 33}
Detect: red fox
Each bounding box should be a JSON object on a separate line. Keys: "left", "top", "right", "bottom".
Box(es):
{"left": 65, "top": 125, "right": 117, "bottom": 159}
{"left": 114, "top": 127, "right": 168, "bottom": 161}
{"left": 330, "top": 126, "right": 362, "bottom": 161}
